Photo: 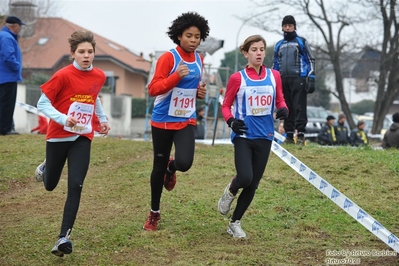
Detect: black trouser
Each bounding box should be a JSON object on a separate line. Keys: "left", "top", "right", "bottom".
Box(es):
{"left": 43, "top": 136, "right": 91, "bottom": 238}
{"left": 0, "top": 82, "right": 17, "bottom": 135}
{"left": 230, "top": 138, "right": 272, "bottom": 222}
{"left": 150, "top": 125, "right": 195, "bottom": 211}
{"left": 282, "top": 77, "right": 308, "bottom": 135}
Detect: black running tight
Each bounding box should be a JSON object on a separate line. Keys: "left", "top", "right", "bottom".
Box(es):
{"left": 44, "top": 136, "right": 91, "bottom": 238}
{"left": 230, "top": 138, "right": 272, "bottom": 222}
{"left": 150, "top": 125, "right": 195, "bottom": 211}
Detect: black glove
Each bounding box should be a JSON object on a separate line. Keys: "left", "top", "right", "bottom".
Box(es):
{"left": 227, "top": 118, "right": 248, "bottom": 135}
{"left": 276, "top": 107, "right": 289, "bottom": 120}
{"left": 306, "top": 77, "right": 315, "bottom": 94}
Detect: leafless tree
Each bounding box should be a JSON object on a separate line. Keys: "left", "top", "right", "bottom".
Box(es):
{"left": 361, "top": 0, "right": 399, "bottom": 135}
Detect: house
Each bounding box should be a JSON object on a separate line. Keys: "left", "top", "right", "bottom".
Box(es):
{"left": 2, "top": 16, "right": 150, "bottom": 98}
{"left": 323, "top": 46, "right": 399, "bottom": 114}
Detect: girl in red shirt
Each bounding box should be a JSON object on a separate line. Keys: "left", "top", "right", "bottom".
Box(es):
{"left": 35, "top": 30, "right": 110, "bottom": 257}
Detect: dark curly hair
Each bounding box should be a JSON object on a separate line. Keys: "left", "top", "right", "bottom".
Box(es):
{"left": 167, "top": 12, "right": 210, "bottom": 45}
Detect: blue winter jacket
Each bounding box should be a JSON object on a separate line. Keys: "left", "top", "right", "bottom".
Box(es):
{"left": 0, "top": 26, "right": 22, "bottom": 84}
{"left": 272, "top": 36, "right": 315, "bottom": 79}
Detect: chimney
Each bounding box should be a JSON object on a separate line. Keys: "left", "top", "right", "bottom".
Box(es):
{"left": 9, "top": 1, "right": 37, "bottom": 37}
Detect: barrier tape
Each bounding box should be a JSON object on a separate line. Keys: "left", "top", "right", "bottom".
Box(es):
{"left": 272, "top": 140, "right": 399, "bottom": 252}
{"left": 16, "top": 101, "right": 47, "bottom": 117}
{"left": 218, "top": 95, "right": 399, "bottom": 251}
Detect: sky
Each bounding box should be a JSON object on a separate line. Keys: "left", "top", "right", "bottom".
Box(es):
{"left": 55, "top": 0, "right": 284, "bottom": 69}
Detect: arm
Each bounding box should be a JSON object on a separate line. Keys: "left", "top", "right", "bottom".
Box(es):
{"left": 221, "top": 72, "right": 241, "bottom": 122}
{"left": 271, "top": 42, "right": 281, "bottom": 70}
{"left": 303, "top": 39, "right": 315, "bottom": 78}
{"left": 37, "top": 93, "right": 69, "bottom": 126}
{"left": 0, "top": 38, "right": 21, "bottom": 72}
{"left": 196, "top": 54, "right": 206, "bottom": 99}
{"left": 95, "top": 97, "right": 107, "bottom": 123}
{"left": 148, "top": 52, "right": 182, "bottom": 97}
{"left": 271, "top": 69, "right": 287, "bottom": 110}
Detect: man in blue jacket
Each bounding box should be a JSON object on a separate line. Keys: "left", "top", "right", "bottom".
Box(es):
{"left": 272, "top": 15, "right": 316, "bottom": 145}
{"left": 0, "top": 16, "right": 25, "bottom": 135}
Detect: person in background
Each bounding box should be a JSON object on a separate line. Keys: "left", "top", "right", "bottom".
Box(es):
{"left": 382, "top": 112, "right": 399, "bottom": 149}
{"left": 350, "top": 120, "right": 369, "bottom": 147}
{"left": 92, "top": 95, "right": 105, "bottom": 134}
{"left": 0, "top": 16, "right": 25, "bottom": 135}
{"left": 34, "top": 30, "right": 110, "bottom": 257}
{"left": 195, "top": 105, "right": 205, "bottom": 139}
{"left": 272, "top": 15, "right": 316, "bottom": 145}
{"left": 275, "top": 120, "right": 286, "bottom": 144}
{"left": 317, "top": 115, "right": 337, "bottom": 146}
{"left": 335, "top": 113, "right": 350, "bottom": 145}
{"left": 31, "top": 114, "right": 48, "bottom": 135}
{"left": 218, "top": 35, "right": 288, "bottom": 238}
{"left": 143, "top": 12, "right": 210, "bottom": 231}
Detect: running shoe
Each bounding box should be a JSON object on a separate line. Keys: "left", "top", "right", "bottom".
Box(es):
{"left": 143, "top": 211, "right": 161, "bottom": 231}
{"left": 218, "top": 183, "right": 236, "bottom": 215}
{"left": 227, "top": 220, "right": 246, "bottom": 238}
{"left": 51, "top": 229, "right": 72, "bottom": 257}
{"left": 35, "top": 159, "right": 46, "bottom": 182}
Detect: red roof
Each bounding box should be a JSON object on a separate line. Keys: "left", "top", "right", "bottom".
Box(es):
{"left": 19, "top": 17, "right": 150, "bottom": 74}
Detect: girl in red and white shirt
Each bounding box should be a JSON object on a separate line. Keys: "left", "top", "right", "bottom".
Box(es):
{"left": 36, "top": 30, "right": 110, "bottom": 257}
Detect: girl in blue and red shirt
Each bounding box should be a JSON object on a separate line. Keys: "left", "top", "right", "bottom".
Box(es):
{"left": 143, "top": 12, "right": 210, "bottom": 231}
{"left": 218, "top": 35, "right": 288, "bottom": 238}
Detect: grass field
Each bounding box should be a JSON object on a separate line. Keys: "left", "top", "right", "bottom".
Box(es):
{"left": 1, "top": 134, "right": 399, "bottom": 265}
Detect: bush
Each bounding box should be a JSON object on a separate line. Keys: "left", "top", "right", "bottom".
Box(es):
{"left": 351, "top": 99, "right": 374, "bottom": 115}
{"left": 131, "top": 98, "right": 151, "bottom": 118}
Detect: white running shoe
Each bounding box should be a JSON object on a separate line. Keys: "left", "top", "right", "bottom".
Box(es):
{"left": 218, "top": 183, "right": 236, "bottom": 215}
{"left": 35, "top": 159, "right": 46, "bottom": 182}
{"left": 227, "top": 220, "right": 246, "bottom": 238}
{"left": 51, "top": 229, "right": 72, "bottom": 257}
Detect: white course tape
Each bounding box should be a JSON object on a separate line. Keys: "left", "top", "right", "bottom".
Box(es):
{"left": 218, "top": 94, "right": 399, "bottom": 251}
{"left": 16, "top": 101, "right": 47, "bottom": 117}
{"left": 271, "top": 141, "right": 399, "bottom": 252}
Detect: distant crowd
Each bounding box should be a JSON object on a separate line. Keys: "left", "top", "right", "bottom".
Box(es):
{"left": 315, "top": 113, "right": 399, "bottom": 149}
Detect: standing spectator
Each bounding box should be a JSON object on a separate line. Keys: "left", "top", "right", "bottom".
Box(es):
{"left": 0, "top": 16, "right": 25, "bottom": 135}
{"left": 335, "top": 113, "right": 350, "bottom": 145}
{"left": 382, "top": 112, "right": 399, "bottom": 149}
{"left": 350, "top": 120, "right": 369, "bottom": 147}
{"left": 34, "top": 30, "right": 110, "bottom": 257}
{"left": 217, "top": 35, "right": 288, "bottom": 238}
{"left": 143, "top": 12, "right": 210, "bottom": 231}
{"left": 195, "top": 105, "right": 205, "bottom": 139}
{"left": 317, "top": 115, "right": 337, "bottom": 146}
{"left": 272, "top": 15, "right": 316, "bottom": 145}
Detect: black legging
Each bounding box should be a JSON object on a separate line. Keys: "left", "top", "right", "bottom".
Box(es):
{"left": 282, "top": 77, "right": 308, "bottom": 134}
{"left": 230, "top": 138, "right": 272, "bottom": 222}
{"left": 150, "top": 125, "right": 195, "bottom": 211}
{"left": 43, "top": 136, "right": 91, "bottom": 238}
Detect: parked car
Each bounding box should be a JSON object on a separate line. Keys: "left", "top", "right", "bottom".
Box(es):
{"left": 306, "top": 106, "right": 330, "bottom": 141}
